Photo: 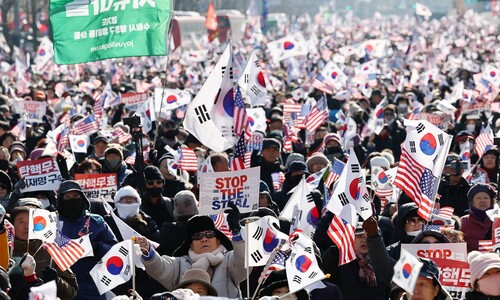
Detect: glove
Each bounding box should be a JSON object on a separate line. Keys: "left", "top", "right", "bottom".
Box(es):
{"left": 362, "top": 216, "right": 379, "bottom": 237}
{"left": 148, "top": 149, "right": 158, "bottom": 164}
{"left": 225, "top": 202, "right": 241, "bottom": 232}
{"left": 41, "top": 266, "right": 59, "bottom": 284}
{"left": 20, "top": 253, "right": 36, "bottom": 277}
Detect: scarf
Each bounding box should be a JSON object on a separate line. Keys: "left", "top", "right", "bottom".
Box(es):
{"left": 356, "top": 251, "right": 377, "bottom": 288}
{"left": 188, "top": 245, "right": 226, "bottom": 271}
{"left": 470, "top": 206, "right": 491, "bottom": 223}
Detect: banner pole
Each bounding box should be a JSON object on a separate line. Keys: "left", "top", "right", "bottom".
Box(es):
{"left": 245, "top": 220, "right": 250, "bottom": 299}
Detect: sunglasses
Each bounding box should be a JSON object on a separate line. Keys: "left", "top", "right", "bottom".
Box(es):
{"left": 406, "top": 217, "right": 426, "bottom": 226}
{"left": 146, "top": 179, "right": 163, "bottom": 185}
{"left": 192, "top": 230, "right": 216, "bottom": 241}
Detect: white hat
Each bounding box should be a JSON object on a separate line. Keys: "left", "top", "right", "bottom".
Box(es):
{"left": 370, "top": 156, "right": 390, "bottom": 169}
{"left": 114, "top": 186, "right": 141, "bottom": 205}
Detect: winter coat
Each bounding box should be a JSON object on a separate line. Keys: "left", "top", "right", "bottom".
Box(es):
{"left": 367, "top": 232, "right": 397, "bottom": 285}
{"left": 157, "top": 219, "right": 189, "bottom": 256}
{"left": 142, "top": 239, "right": 247, "bottom": 298}
{"left": 250, "top": 152, "right": 283, "bottom": 195}
{"left": 140, "top": 195, "right": 174, "bottom": 228}
{"left": 466, "top": 290, "right": 500, "bottom": 300}
{"left": 59, "top": 213, "right": 117, "bottom": 300}
{"left": 461, "top": 210, "right": 493, "bottom": 252}
{"left": 162, "top": 179, "right": 189, "bottom": 198}
{"left": 12, "top": 238, "right": 78, "bottom": 300}
{"left": 322, "top": 246, "right": 389, "bottom": 300}
{"left": 437, "top": 176, "right": 471, "bottom": 217}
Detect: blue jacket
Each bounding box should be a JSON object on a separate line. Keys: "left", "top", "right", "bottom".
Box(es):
{"left": 60, "top": 213, "right": 117, "bottom": 300}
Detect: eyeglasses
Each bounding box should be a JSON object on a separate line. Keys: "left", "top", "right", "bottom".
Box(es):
{"left": 146, "top": 179, "right": 163, "bottom": 185}
{"left": 406, "top": 217, "right": 426, "bottom": 226}
{"left": 192, "top": 230, "right": 216, "bottom": 241}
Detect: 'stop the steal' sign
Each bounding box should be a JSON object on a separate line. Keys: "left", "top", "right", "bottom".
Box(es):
{"left": 198, "top": 167, "right": 260, "bottom": 215}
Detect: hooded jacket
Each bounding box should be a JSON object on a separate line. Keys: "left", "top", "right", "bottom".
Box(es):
{"left": 57, "top": 181, "right": 118, "bottom": 300}
{"left": 387, "top": 203, "right": 420, "bottom": 260}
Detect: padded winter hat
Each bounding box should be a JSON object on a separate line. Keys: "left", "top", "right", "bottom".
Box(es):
{"left": 284, "top": 153, "right": 305, "bottom": 170}
{"left": 104, "top": 143, "right": 123, "bottom": 160}
{"left": 323, "top": 133, "right": 341, "bottom": 146}
{"left": 287, "top": 161, "right": 309, "bottom": 174}
{"left": 114, "top": 186, "right": 141, "bottom": 205}
{"left": 467, "top": 183, "right": 496, "bottom": 202}
{"left": 173, "top": 215, "right": 232, "bottom": 256}
{"left": 173, "top": 190, "right": 199, "bottom": 218}
{"left": 174, "top": 268, "right": 218, "bottom": 296}
{"left": 468, "top": 251, "right": 500, "bottom": 289}
{"left": 306, "top": 152, "right": 330, "bottom": 170}
{"left": 144, "top": 165, "right": 164, "bottom": 182}
{"left": 370, "top": 156, "right": 390, "bottom": 169}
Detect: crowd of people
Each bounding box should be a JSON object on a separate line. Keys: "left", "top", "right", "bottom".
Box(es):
{"left": 0, "top": 3, "right": 499, "bottom": 300}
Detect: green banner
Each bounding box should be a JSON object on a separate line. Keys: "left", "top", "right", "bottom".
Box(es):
{"left": 49, "top": 0, "right": 172, "bottom": 64}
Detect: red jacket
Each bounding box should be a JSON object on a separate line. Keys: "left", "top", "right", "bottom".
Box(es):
{"left": 460, "top": 210, "right": 492, "bottom": 252}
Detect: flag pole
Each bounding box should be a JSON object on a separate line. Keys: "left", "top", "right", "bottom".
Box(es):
{"left": 245, "top": 219, "right": 250, "bottom": 299}
{"left": 251, "top": 247, "right": 280, "bottom": 300}
{"left": 131, "top": 241, "right": 139, "bottom": 297}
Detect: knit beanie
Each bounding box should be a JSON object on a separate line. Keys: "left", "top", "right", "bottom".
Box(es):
{"left": 467, "top": 183, "right": 496, "bottom": 202}
{"left": 323, "top": 133, "right": 341, "bottom": 146}
{"left": 144, "top": 165, "right": 164, "bottom": 181}
{"left": 114, "top": 186, "right": 141, "bottom": 205}
{"left": 468, "top": 251, "right": 500, "bottom": 289}
{"left": 173, "top": 191, "right": 199, "bottom": 218}
{"left": 306, "top": 152, "right": 331, "bottom": 170}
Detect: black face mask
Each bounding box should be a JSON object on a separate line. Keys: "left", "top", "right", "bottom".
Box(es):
{"left": 146, "top": 187, "right": 163, "bottom": 197}
{"left": 325, "top": 146, "right": 342, "bottom": 155}
{"left": 288, "top": 175, "right": 302, "bottom": 187}
{"left": 59, "top": 198, "right": 85, "bottom": 219}
{"left": 163, "top": 128, "right": 179, "bottom": 139}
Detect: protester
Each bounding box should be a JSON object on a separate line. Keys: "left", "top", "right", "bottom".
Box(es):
{"left": 140, "top": 165, "right": 175, "bottom": 227}
{"left": 399, "top": 257, "right": 452, "bottom": 300}
{"left": 467, "top": 251, "right": 500, "bottom": 298}
{"left": 133, "top": 202, "right": 245, "bottom": 298}
{"left": 57, "top": 180, "right": 117, "bottom": 300}
{"left": 9, "top": 205, "right": 78, "bottom": 299}
{"left": 460, "top": 183, "right": 495, "bottom": 251}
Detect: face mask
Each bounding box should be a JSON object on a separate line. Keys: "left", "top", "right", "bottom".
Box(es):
{"left": 39, "top": 198, "right": 51, "bottom": 209}
{"left": 107, "top": 158, "right": 121, "bottom": 169}
{"left": 280, "top": 294, "right": 297, "bottom": 300}
{"left": 115, "top": 202, "right": 140, "bottom": 219}
{"left": 326, "top": 146, "right": 342, "bottom": 155}
{"left": 477, "top": 274, "right": 500, "bottom": 296}
{"left": 406, "top": 230, "right": 422, "bottom": 237}
{"left": 59, "top": 198, "right": 85, "bottom": 219}
{"left": 146, "top": 187, "right": 163, "bottom": 197}
{"left": 459, "top": 142, "right": 467, "bottom": 151}
{"left": 288, "top": 175, "right": 302, "bottom": 186}
{"left": 384, "top": 117, "right": 395, "bottom": 125}
{"left": 466, "top": 124, "right": 476, "bottom": 133}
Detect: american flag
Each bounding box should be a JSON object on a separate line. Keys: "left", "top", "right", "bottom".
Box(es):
{"left": 475, "top": 125, "right": 494, "bottom": 158}
{"left": 259, "top": 250, "right": 291, "bottom": 281}
{"left": 233, "top": 86, "right": 251, "bottom": 140}
{"left": 394, "top": 149, "right": 438, "bottom": 221}
{"left": 303, "top": 97, "right": 328, "bottom": 132}
{"left": 113, "top": 127, "right": 132, "bottom": 145}
{"left": 325, "top": 158, "right": 346, "bottom": 187}
{"left": 327, "top": 214, "right": 356, "bottom": 265}
{"left": 432, "top": 207, "right": 454, "bottom": 220}
{"left": 244, "top": 151, "right": 252, "bottom": 169}
{"left": 231, "top": 132, "right": 247, "bottom": 171}
{"left": 283, "top": 124, "right": 299, "bottom": 152}
{"left": 283, "top": 103, "right": 302, "bottom": 124}
{"left": 478, "top": 240, "right": 493, "bottom": 253}
{"left": 178, "top": 148, "right": 198, "bottom": 171}
{"left": 11, "top": 118, "right": 26, "bottom": 141}
{"left": 43, "top": 231, "right": 86, "bottom": 271}
{"left": 125, "top": 148, "right": 150, "bottom": 165}
{"left": 210, "top": 214, "right": 232, "bottom": 239}
{"left": 312, "top": 74, "right": 334, "bottom": 94}
{"left": 56, "top": 123, "right": 70, "bottom": 152}
{"left": 5, "top": 219, "right": 15, "bottom": 249}
{"left": 93, "top": 90, "right": 104, "bottom": 119}
{"left": 72, "top": 114, "right": 98, "bottom": 135}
